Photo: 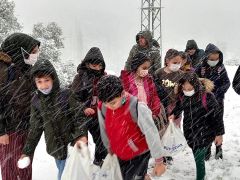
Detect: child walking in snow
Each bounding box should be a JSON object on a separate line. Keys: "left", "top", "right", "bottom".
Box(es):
{"left": 71, "top": 47, "right": 108, "bottom": 166}
{"left": 169, "top": 72, "right": 224, "bottom": 180}
{"left": 120, "top": 52, "right": 166, "bottom": 132}
{"left": 97, "top": 75, "right": 166, "bottom": 180}
{"left": 19, "top": 59, "right": 88, "bottom": 180}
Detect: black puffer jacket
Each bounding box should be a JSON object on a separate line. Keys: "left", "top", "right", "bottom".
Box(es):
{"left": 0, "top": 33, "right": 40, "bottom": 136}
{"left": 195, "top": 43, "right": 230, "bottom": 102}
{"left": 172, "top": 91, "right": 224, "bottom": 150}
{"left": 23, "top": 59, "right": 87, "bottom": 160}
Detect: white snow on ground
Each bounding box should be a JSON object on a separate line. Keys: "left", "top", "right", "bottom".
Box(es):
{"left": 1, "top": 66, "right": 240, "bottom": 180}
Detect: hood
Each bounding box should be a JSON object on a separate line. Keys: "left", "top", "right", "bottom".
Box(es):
{"left": 0, "top": 52, "right": 12, "bottom": 65}
{"left": 185, "top": 40, "right": 199, "bottom": 51}
{"left": 203, "top": 43, "right": 223, "bottom": 65}
{"left": 31, "top": 59, "right": 60, "bottom": 93}
{"left": 1, "top": 33, "right": 40, "bottom": 72}
{"left": 77, "top": 47, "right": 106, "bottom": 74}
{"left": 136, "top": 30, "right": 153, "bottom": 48}
{"left": 199, "top": 78, "right": 214, "bottom": 93}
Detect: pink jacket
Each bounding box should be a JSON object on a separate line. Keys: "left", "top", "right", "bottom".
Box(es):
{"left": 120, "top": 70, "right": 161, "bottom": 116}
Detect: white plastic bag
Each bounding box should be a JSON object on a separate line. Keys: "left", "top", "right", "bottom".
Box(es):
{"left": 161, "top": 121, "right": 187, "bottom": 156}
{"left": 93, "top": 154, "right": 123, "bottom": 180}
{"left": 62, "top": 142, "right": 92, "bottom": 180}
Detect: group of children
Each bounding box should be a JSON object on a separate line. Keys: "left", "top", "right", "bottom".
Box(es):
{"left": 0, "top": 31, "right": 231, "bottom": 180}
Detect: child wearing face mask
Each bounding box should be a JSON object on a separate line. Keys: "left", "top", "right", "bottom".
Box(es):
{"left": 154, "top": 49, "right": 184, "bottom": 127}
{"left": 120, "top": 53, "right": 161, "bottom": 119}
{"left": 19, "top": 59, "right": 88, "bottom": 180}
{"left": 169, "top": 72, "right": 224, "bottom": 180}
{"left": 195, "top": 43, "right": 230, "bottom": 160}
{"left": 71, "top": 47, "right": 108, "bottom": 166}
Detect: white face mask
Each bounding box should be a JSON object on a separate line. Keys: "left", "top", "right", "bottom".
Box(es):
{"left": 183, "top": 90, "right": 195, "bottom": 97}
{"left": 38, "top": 85, "right": 53, "bottom": 95}
{"left": 207, "top": 60, "right": 219, "bottom": 67}
{"left": 138, "top": 69, "right": 149, "bottom": 77}
{"left": 169, "top": 64, "right": 181, "bottom": 72}
{"left": 21, "top": 48, "right": 39, "bottom": 65}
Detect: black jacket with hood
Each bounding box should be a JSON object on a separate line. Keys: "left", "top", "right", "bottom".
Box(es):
{"left": 185, "top": 40, "right": 205, "bottom": 69}
{"left": 71, "top": 47, "right": 106, "bottom": 116}
{"left": 233, "top": 66, "right": 240, "bottom": 95}
{"left": 125, "top": 30, "right": 161, "bottom": 74}
{"left": 195, "top": 43, "right": 230, "bottom": 102}
{"left": 23, "top": 59, "right": 87, "bottom": 160}
{"left": 0, "top": 33, "right": 40, "bottom": 136}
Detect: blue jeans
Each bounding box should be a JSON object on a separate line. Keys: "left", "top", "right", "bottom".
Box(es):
{"left": 55, "top": 159, "right": 66, "bottom": 180}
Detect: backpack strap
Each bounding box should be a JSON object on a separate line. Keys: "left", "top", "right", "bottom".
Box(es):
{"left": 202, "top": 93, "right": 208, "bottom": 111}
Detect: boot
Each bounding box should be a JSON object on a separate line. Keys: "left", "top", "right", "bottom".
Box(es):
{"left": 215, "top": 145, "right": 223, "bottom": 159}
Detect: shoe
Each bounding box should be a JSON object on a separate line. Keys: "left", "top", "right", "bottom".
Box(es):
{"left": 215, "top": 145, "right": 223, "bottom": 159}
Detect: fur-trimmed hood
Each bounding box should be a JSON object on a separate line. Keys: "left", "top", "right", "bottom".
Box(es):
{"left": 0, "top": 52, "right": 12, "bottom": 64}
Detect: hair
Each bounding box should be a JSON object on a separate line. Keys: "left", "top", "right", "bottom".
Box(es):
{"left": 97, "top": 75, "right": 124, "bottom": 102}
{"left": 177, "top": 72, "right": 203, "bottom": 96}
{"left": 131, "top": 52, "right": 151, "bottom": 72}
{"left": 179, "top": 51, "right": 188, "bottom": 60}
{"left": 164, "top": 49, "right": 180, "bottom": 66}
{"left": 33, "top": 70, "right": 54, "bottom": 80}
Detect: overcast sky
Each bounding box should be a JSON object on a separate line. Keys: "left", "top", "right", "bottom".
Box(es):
{"left": 14, "top": 0, "right": 240, "bottom": 73}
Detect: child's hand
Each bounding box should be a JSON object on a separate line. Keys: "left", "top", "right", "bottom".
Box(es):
{"left": 0, "top": 134, "right": 9, "bottom": 145}
{"left": 168, "top": 115, "right": 175, "bottom": 122}
{"left": 18, "top": 155, "right": 31, "bottom": 169}
{"left": 75, "top": 136, "right": 88, "bottom": 149}
{"left": 152, "top": 163, "right": 166, "bottom": 177}
{"left": 84, "top": 108, "right": 95, "bottom": 116}
{"left": 214, "top": 135, "right": 223, "bottom": 146}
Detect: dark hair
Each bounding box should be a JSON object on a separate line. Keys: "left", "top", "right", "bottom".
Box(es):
{"left": 97, "top": 75, "right": 123, "bottom": 102}
{"left": 177, "top": 72, "right": 203, "bottom": 96}
{"left": 131, "top": 52, "right": 151, "bottom": 72}
{"left": 33, "top": 70, "right": 54, "bottom": 80}
{"left": 179, "top": 51, "right": 188, "bottom": 60}
{"left": 164, "top": 49, "right": 179, "bottom": 66}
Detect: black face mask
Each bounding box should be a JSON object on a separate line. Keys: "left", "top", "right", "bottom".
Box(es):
{"left": 88, "top": 68, "right": 102, "bottom": 77}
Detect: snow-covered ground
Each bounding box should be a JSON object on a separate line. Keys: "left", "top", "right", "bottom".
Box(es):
{"left": 1, "top": 66, "right": 240, "bottom": 180}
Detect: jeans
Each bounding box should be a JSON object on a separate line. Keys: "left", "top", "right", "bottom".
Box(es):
{"left": 55, "top": 159, "right": 66, "bottom": 180}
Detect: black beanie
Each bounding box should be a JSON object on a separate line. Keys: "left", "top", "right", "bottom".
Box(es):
{"left": 130, "top": 52, "right": 151, "bottom": 72}
{"left": 97, "top": 75, "right": 123, "bottom": 102}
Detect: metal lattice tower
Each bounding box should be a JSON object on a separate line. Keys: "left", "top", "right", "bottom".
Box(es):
{"left": 141, "top": 0, "right": 162, "bottom": 59}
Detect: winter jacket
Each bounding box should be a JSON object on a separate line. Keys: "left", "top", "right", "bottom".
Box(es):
{"left": 0, "top": 33, "right": 40, "bottom": 136}
{"left": 185, "top": 40, "right": 205, "bottom": 69}
{"left": 22, "top": 59, "right": 87, "bottom": 160}
{"left": 125, "top": 31, "right": 161, "bottom": 74}
{"left": 120, "top": 70, "right": 161, "bottom": 116}
{"left": 154, "top": 68, "right": 184, "bottom": 108}
{"left": 195, "top": 43, "right": 230, "bottom": 102}
{"left": 232, "top": 66, "right": 240, "bottom": 95}
{"left": 98, "top": 94, "right": 163, "bottom": 161}
{"left": 172, "top": 91, "right": 225, "bottom": 150}
{"left": 71, "top": 47, "right": 106, "bottom": 116}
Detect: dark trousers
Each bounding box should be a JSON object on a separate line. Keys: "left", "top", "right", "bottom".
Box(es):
{"left": 118, "top": 152, "right": 150, "bottom": 180}
{"left": 192, "top": 148, "right": 207, "bottom": 180}
{"left": 0, "top": 131, "right": 32, "bottom": 180}
{"left": 87, "top": 117, "right": 107, "bottom": 164}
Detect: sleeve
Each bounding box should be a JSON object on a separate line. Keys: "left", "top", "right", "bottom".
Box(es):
{"left": 137, "top": 102, "right": 163, "bottom": 160}
{"left": 124, "top": 46, "right": 135, "bottom": 71}
{"left": 170, "top": 98, "right": 183, "bottom": 118}
{"left": 151, "top": 49, "right": 161, "bottom": 72}
{"left": 97, "top": 105, "right": 110, "bottom": 149}
{"left": 216, "top": 65, "right": 230, "bottom": 100}
{"left": 207, "top": 93, "right": 225, "bottom": 136}
{"left": 233, "top": 66, "right": 240, "bottom": 95}
{"left": 68, "top": 92, "right": 88, "bottom": 141}
{"left": 22, "top": 105, "right": 44, "bottom": 156}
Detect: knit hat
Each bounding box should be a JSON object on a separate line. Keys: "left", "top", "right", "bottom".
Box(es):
{"left": 130, "top": 52, "right": 151, "bottom": 72}
{"left": 97, "top": 75, "right": 123, "bottom": 102}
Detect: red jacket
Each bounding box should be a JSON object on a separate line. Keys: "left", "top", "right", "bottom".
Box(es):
{"left": 120, "top": 70, "right": 161, "bottom": 116}
{"left": 98, "top": 95, "right": 149, "bottom": 160}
